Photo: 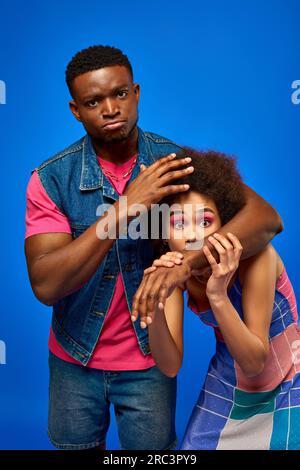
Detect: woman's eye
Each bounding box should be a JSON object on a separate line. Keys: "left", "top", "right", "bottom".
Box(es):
{"left": 174, "top": 221, "right": 184, "bottom": 230}
{"left": 199, "top": 219, "right": 211, "bottom": 228}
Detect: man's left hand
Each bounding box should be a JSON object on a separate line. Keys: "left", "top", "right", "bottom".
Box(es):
{"left": 131, "top": 261, "right": 192, "bottom": 329}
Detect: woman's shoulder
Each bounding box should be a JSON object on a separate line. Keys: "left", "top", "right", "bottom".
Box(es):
{"left": 238, "top": 243, "right": 284, "bottom": 288}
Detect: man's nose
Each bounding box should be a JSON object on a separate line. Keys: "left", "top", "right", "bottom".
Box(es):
{"left": 102, "top": 98, "right": 120, "bottom": 117}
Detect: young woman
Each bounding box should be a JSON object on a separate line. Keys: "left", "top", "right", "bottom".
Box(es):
{"left": 142, "top": 148, "right": 300, "bottom": 450}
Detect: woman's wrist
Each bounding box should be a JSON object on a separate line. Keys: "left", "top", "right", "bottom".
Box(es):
{"left": 207, "top": 293, "right": 230, "bottom": 308}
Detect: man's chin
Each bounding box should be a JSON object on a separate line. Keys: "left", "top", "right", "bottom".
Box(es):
{"left": 101, "top": 132, "right": 128, "bottom": 144}
{"left": 98, "top": 125, "right": 133, "bottom": 144}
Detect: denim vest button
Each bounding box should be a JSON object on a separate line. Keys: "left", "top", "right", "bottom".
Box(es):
{"left": 94, "top": 311, "right": 105, "bottom": 317}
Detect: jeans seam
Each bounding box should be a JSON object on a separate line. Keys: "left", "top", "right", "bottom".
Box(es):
{"left": 119, "top": 436, "right": 178, "bottom": 451}
{"left": 48, "top": 428, "right": 106, "bottom": 450}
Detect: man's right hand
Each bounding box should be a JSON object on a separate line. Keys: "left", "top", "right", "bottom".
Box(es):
{"left": 123, "top": 153, "right": 194, "bottom": 209}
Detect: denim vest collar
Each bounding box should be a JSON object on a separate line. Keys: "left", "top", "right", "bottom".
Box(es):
{"left": 79, "top": 127, "right": 154, "bottom": 202}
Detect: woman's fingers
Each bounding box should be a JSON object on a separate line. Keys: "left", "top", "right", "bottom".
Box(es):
{"left": 211, "top": 232, "right": 235, "bottom": 267}
{"left": 227, "top": 232, "right": 243, "bottom": 264}
{"left": 208, "top": 234, "right": 229, "bottom": 267}
{"left": 144, "top": 266, "right": 157, "bottom": 275}
{"left": 163, "top": 251, "right": 184, "bottom": 262}
{"left": 168, "top": 251, "right": 184, "bottom": 258}
{"left": 207, "top": 232, "right": 242, "bottom": 272}
{"left": 144, "top": 251, "right": 184, "bottom": 276}
{"left": 203, "top": 245, "right": 218, "bottom": 272}
{"left": 227, "top": 232, "right": 243, "bottom": 251}
{"left": 153, "top": 259, "right": 175, "bottom": 268}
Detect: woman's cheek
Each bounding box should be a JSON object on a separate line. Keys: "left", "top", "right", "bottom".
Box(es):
{"left": 169, "top": 235, "right": 186, "bottom": 252}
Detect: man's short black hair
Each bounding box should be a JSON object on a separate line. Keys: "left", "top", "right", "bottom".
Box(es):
{"left": 65, "top": 45, "right": 133, "bottom": 97}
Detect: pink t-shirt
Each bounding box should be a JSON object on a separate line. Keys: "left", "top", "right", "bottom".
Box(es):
{"left": 25, "top": 154, "right": 156, "bottom": 370}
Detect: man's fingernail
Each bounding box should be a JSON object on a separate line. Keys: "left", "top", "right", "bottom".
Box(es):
{"left": 131, "top": 315, "right": 136, "bottom": 322}
{"left": 140, "top": 321, "right": 147, "bottom": 329}
{"left": 158, "top": 302, "right": 164, "bottom": 309}
{"left": 146, "top": 316, "right": 152, "bottom": 324}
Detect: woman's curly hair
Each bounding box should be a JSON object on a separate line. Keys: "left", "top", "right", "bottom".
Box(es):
{"left": 150, "top": 146, "right": 247, "bottom": 256}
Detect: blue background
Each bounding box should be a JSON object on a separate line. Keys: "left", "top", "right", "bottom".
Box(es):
{"left": 0, "top": 0, "right": 299, "bottom": 450}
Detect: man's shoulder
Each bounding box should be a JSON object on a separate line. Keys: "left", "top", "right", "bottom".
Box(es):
{"left": 143, "top": 129, "right": 183, "bottom": 147}
{"left": 141, "top": 129, "right": 184, "bottom": 162}
{"left": 32, "top": 135, "right": 86, "bottom": 174}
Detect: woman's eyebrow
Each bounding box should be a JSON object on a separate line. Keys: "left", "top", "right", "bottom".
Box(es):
{"left": 196, "top": 207, "right": 215, "bottom": 214}
{"left": 170, "top": 210, "right": 183, "bottom": 216}
{"left": 170, "top": 207, "right": 215, "bottom": 216}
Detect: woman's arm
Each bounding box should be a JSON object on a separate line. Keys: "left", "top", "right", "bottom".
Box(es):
{"left": 148, "top": 287, "right": 184, "bottom": 378}
{"left": 206, "top": 239, "right": 277, "bottom": 377}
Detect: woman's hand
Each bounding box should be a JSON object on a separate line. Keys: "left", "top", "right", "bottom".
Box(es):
{"left": 203, "top": 232, "right": 243, "bottom": 302}
{"left": 143, "top": 251, "right": 184, "bottom": 275}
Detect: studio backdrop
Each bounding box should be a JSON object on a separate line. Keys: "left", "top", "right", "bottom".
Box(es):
{"left": 0, "top": 0, "right": 299, "bottom": 449}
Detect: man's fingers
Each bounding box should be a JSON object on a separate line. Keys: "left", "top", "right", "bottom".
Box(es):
{"left": 159, "top": 166, "right": 194, "bottom": 186}
{"left": 160, "top": 184, "right": 190, "bottom": 197}
{"left": 146, "top": 153, "right": 177, "bottom": 173}
{"left": 155, "top": 156, "right": 192, "bottom": 177}
{"left": 140, "top": 277, "right": 162, "bottom": 328}
{"left": 131, "top": 277, "right": 148, "bottom": 321}
{"left": 158, "top": 283, "right": 169, "bottom": 311}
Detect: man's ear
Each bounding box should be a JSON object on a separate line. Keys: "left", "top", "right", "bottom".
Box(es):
{"left": 133, "top": 83, "right": 140, "bottom": 101}
{"left": 69, "top": 100, "right": 81, "bottom": 122}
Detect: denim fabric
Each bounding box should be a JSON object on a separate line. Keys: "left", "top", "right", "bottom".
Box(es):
{"left": 32, "top": 127, "right": 183, "bottom": 365}
{"left": 48, "top": 351, "right": 178, "bottom": 450}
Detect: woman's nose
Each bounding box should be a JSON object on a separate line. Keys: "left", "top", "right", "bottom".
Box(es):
{"left": 185, "top": 229, "right": 197, "bottom": 242}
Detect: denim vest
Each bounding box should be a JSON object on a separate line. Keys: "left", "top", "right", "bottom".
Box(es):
{"left": 32, "top": 127, "right": 183, "bottom": 365}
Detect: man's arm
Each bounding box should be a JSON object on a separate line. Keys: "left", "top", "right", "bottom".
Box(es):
{"left": 25, "top": 200, "right": 125, "bottom": 306}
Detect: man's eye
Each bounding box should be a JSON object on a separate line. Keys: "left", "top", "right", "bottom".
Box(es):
{"left": 117, "top": 90, "right": 128, "bottom": 98}
{"left": 87, "top": 100, "right": 99, "bottom": 107}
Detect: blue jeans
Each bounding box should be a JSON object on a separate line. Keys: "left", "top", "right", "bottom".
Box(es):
{"left": 48, "top": 351, "right": 178, "bottom": 450}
